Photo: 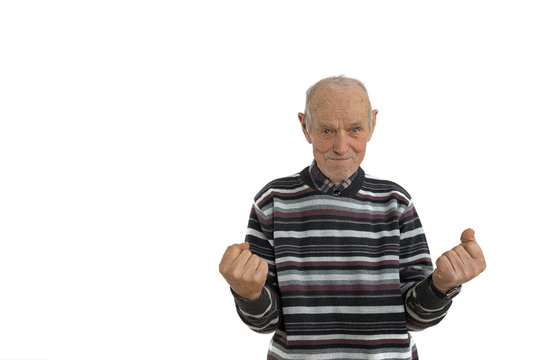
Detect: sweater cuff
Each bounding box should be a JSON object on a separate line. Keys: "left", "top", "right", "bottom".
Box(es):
{"left": 413, "top": 274, "right": 457, "bottom": 310}
{"left": 231, "top": 287, "right": 272, "bottom": 315}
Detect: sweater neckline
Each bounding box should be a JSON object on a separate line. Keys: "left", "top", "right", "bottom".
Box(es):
{"left": 300, "top": 165, "right": 365, "bottom": 198}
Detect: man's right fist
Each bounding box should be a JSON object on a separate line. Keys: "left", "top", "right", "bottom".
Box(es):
{"left": 219, "top": 242, "right": 269, "bottom": 301}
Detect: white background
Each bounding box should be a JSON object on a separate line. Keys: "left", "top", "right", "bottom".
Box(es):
{"left": 1, "top": 1, "right": 539, "bottom": 359}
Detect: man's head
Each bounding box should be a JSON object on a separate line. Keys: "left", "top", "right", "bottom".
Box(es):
{"left": 298, "top": 76, "right": 378, "bottom": 185}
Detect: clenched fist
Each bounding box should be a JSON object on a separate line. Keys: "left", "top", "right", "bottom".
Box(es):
{"left": 219, "top": 242, "right": 269, "bottom": 300}
{"left": 432, "top": 228, "right": 487, "bottom": 293}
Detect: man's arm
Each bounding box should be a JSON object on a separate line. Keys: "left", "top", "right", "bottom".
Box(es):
{"left": 399, "top": 203, "right": 487, "bottom": 331}
{"left": 398, "top": 202, "right": 455, "bottom": 331}
{"left": 405, "top": 228, "right": 486, "bottom": 331}
{"left": 219, "top": 204, "right": 281, "bottom": 334}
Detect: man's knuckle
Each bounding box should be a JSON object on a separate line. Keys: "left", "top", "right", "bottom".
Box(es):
{"left": 225, "top": 246, "right": 238, "bottom": 258}
{"left": 231, "top": 268, "right": 243, "bottom": 280}
{"left": 219, "top": 260, "right": 232, "bottom": 273}
{"left": 475, "top": 261, "right": 486, "bottom": 274}
{"left": 240, "top": 249, "right": 251, "bottom": 257}
{"left": 479, "top": 258, "right": 487, "bottom": 270}
{"left": 256, "top": 272, "right": 267, "bottom": 283}
{"left": 447, "top": 272, "right": 460, "bottom": 282}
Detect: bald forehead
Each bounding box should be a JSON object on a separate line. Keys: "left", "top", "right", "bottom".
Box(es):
{"left": 310, "top": 82, "right": 370, "bottom": 116}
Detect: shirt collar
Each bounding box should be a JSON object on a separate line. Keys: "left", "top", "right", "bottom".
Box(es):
{"left": 308, "top": 160, "right": 360, "bottom": 196}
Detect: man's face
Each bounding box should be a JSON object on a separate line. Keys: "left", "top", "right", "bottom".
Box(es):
{"left": 299, "top": 84, "right": 378, "bottom": 185}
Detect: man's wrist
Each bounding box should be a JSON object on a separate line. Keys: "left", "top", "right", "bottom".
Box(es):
{"left": 231, "top": 288, "right": 263, "bottom": 301}
{"left": 429, "top": 275, "right": 461, "bottom": 300}
{"left": 231, "top": 287, "right": 271, "bottom": 315}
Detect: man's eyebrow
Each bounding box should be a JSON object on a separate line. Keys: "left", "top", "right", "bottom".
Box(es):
{"left": 350, "top": 122, "right": 364, "bottom": 128}
{"left": 318, "top": 123, "right": 333, "bottom": 128}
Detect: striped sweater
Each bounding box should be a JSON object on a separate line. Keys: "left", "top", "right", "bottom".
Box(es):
{"left": 233, "top": 165, "right": 456, "bottom": 360}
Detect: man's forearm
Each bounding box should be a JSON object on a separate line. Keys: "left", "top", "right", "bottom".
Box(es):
{"left": 232, "top": 286, "right": 281, "bottom": 334}
{"left": 403, "top": 275, "right": 456, "bottom": 331}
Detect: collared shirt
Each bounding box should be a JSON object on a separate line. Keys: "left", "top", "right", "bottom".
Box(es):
{"left": 308, "top": 160, "right": 360, "bottom": 196}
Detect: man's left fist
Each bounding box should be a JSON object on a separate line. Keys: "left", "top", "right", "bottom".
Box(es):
{"left": 432, "top": 228, "right": 487, "bottom": 293}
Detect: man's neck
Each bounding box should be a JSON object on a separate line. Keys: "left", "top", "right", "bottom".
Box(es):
{"left": 308, "top": 161, "right": 360, "bottom": 194}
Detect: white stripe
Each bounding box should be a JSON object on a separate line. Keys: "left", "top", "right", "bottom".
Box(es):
{"left": 274, "top": 198, "right": 399, "bottom": 213}
{"left": 400, "top": 227, "right": 424, "bottom": 240}
{"left": 399, "top": 253, "right": 430, "bottom": 264}
{"left": 245, "top": 228, "right": 275, "bottom": 248}
{"left": 357, "top": 188, "right": 409, "bottom": 200}
{"left": 275, "top": 229, "right": 399, "bottom": 239}
{"left": 261, "top": 206, "right": 273, "bottom": 218}
{"left": 255, "top": 182, "right": 308, "bottom": 203}
{"left": 405, "top": 303, "right": 448, "bottom": 324}
{"left": 246, "top": 228, "right": 268, "bottom": 240}
{"left": 276, "top": 255, "right": 398, "bottom": 264}
{"left": 237, "top": 288, "right": 273, "bottom": 318}
{"left": 248, "top": 317, "right": 280, "bottom": 332}
{"left": 405, "top": 287, "right": 448, "bottom": 324}
{"left": 283, "top": 305, "right": 404, "bottom": 315}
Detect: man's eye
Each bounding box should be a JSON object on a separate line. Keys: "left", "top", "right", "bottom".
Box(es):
{"left": 322, "top": 129, "right": 331, "bottom": 135}
{"left": 352, "top": 128, "right": 360, "bottom": 133}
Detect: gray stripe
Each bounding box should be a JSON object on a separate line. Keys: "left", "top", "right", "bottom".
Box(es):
{"left": 283, "top": 305, "right": 404, "bottom": 315}
{"left": 274, "top": 198, "right": 404, "bottom": 215}
{"left": 278, "top": 272, "right": 399, "bottom": 283}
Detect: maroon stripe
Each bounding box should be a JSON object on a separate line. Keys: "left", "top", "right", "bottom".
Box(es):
{"left": 286, "top": 322, "right": 404, "bottom": 330}
{"left": 276, "top": 246, "right": 399, "bottom": 252}
{"left": 275, "top": 209, "right": 400, "bottom": 219}
{"left": 278, "top": 260, "right": 399, "bottom": 268}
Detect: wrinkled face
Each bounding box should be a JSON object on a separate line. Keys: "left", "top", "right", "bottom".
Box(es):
{"left": 299, "top": 84, "right": 378, "bottom": 185}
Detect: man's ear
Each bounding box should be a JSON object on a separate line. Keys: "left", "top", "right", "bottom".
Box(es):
{"left": 367, "top": 109, "right": 378, "bottom": 141}
{"left": 298, "top": 112, "right": 312, "bottom": 144}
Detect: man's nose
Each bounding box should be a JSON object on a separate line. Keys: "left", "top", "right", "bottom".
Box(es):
{"left": 332, "top": 131, "right": 349, "bottom": 156}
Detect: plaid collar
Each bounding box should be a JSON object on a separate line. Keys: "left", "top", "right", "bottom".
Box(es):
{"left": 308, "top": 160, "right": 360, "bottom": 195}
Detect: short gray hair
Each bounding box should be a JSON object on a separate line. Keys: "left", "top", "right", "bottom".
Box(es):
{"left": 303, "top": 75, "right": 373, "bottom": 133}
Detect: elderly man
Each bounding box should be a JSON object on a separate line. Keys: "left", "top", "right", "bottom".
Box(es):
{"left": 219, "top": 76, "right": 486, "bottom": 360}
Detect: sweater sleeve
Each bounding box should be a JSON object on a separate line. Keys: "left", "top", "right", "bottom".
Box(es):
{"left": 233, "top": 201, "right": 282, "bottom": 334}
{"left": 398, "top": 201, "right": 455, "bottom": 331}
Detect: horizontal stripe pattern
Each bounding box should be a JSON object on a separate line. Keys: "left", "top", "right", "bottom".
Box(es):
{"left": 234, "top": 167, "right": 452, "bottom": 359}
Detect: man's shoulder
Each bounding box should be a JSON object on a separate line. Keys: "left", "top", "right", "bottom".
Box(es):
{"left": 362, "top": 173, "right": 413, "bottom": 202}
{"left": 253, "top": 167, "right": 310, "bottom": 203}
